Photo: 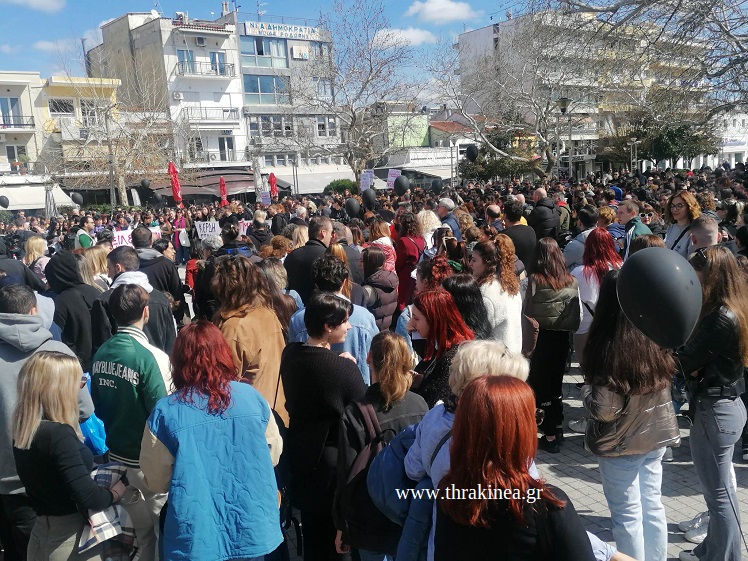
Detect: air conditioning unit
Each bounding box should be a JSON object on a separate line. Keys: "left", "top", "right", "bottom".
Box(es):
{"left": 173, "top": 92, "right": 184, "bottom": 101}
{"left": 195, "top": 37, "right": 206, "bottom": 47}
{"left": 221, "top": 129, "right": 232, "bottom": 136}
{"left": 209, "top": 153, "right": 218, "bottom": 161}
{"left": 0, "top": 134, "right": 6, "bottom": 143}
{"left": 242, "top": 107, "right": 252, "bottom": 117}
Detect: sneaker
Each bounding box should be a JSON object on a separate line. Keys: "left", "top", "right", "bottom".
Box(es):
{"left": 678, "top": 511, "right": 709, "bottom": 533}
{"left": 685, "top": 522, "right": 708, "bottom": 544}
{"left": 555, "top": 428, "right": 565, "bottom": 443}
{"left": 568, "top": 419, "right": 587, "bottom": 434}
{"left": 663, "top": 447, "right": 674, "bottom": 462}
{"left": 679, "top": 550, "right": 700, "bottom": 561}
{"left": 538, "top": 436, "right": 560, "bottom": 454}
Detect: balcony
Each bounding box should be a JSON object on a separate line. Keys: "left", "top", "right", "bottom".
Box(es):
{"left": 1, "top": 115, "right": 35, "bottom": 130}
{"left": 183, "top": 149, "right": 241, "bottom": 164}
{"left": 182, "top": 106, "right": 240, "bottom": 122}
{"left": 175, "top": 61, "right": 236, "bottom": 78}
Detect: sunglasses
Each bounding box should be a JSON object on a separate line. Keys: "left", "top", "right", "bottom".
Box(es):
{"left": 639, "top": 212, "right": 653, "bottom": 218}
{"left": 670, "top": 203, "right": 686, "bottom": 211}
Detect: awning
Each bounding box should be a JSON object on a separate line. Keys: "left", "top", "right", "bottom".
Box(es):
{"left": 0, "top": 184, "right": 74, "bottom": 211}
{"left": 272, "top": 164, "right": 354, "bottom": 195}
{"left": 402, "top": 166, "right": 454, "bottom": 180}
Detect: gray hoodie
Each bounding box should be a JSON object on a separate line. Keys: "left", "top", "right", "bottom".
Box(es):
{"left": 563, "top": 228, "right": 594, "bottom": 271}
{"left": 0, "top": 313, "right": 94, "bottom": 495}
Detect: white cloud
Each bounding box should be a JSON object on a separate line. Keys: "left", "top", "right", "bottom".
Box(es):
{"left": 404, "top": 0, "right": 481, "bottom": 25}
{"left": 0, "top": 0, "right": 65, "bottom": 13}
{"left": 33, "top": 38, "right": 79, "bottom": 53}
{"left": 375, "top": 27, "right": 438, "bottom": 47}
{"left": 82, "top": 18, "right": 115, "bottom": 47}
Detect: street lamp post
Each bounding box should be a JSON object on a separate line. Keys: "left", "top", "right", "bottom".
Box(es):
{"left": 555, "top": 97, "right": 571, "bottom": 180}
{"left": 108, "top": 153, "right": 115, "bottom": 216}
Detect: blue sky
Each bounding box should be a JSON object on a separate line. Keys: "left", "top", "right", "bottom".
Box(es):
{"left": 0, "top": 0, "right": 503, "bottom": 77}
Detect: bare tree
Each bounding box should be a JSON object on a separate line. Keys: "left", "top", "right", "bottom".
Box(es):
{"left": 286, "top": 0, "right": 424, "bottom": 182}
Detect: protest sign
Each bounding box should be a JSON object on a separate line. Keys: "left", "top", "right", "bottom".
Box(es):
{"left": 386, "top": 169, "right": 401, "bottom": 189}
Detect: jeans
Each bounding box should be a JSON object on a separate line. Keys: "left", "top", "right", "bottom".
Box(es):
{"left": 357, "top": 550, "right": 393, "bottom": 561}
{"left": 597, "top": 447, "right": 668, "bottom": 561}
{"left": 691, "top": 396, "right": 746, "bottom": 561}
{"left": 27, "top": 513, "right": 102, "bottom": 561}
{"left": 175, "top": 244, "right": 190, "bottom": 265}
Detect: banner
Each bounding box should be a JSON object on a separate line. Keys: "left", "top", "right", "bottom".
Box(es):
{"left": 360, "top": 169, "right": 374, "bottom": 191}
{"left": 260, "top": 191, "right": 272, "bottom": 206}
{"left": 111, "top": 227, "right": 161, "bottom": 249}
{"left": 386, "top": 169, "right": 401, "bottom": 189}
{"left": 195, "top": 221, "right": 221, "bottom": 239}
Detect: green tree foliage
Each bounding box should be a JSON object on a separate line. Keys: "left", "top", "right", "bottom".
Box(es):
{"left": 323, "top": 179, "right": 359, "bottom": 195}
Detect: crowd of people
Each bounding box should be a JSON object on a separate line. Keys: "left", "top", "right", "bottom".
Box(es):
{"left": 1, "top": 162, "right": 748, "bottom": 561}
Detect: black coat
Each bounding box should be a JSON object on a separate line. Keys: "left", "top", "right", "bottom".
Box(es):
{"left": 91, "top": 280, "right": 176, "bottom": 355}
{"left": 249, "top": 228, "right": 273, "bottom": 249}
{"left": 362, "top": 269, "right": 399, "bottom": 331}
{"left": 502, "top": 224, "right": 538, "bottom": 273}
{"left": 339, "top": 242, "right": 364, "bottom": 285}
{"left": 44, "top": 251, "right": 101, "bottom": 372}
{"left": 136, "top": 249, "right": 182, "bottom": 303}
{"left": 528, "top": 198, "right": 561, "bottom": 240}
{"left": 284, "top": 239, "right": 328, "bottom": 304}
{"left": 0, "top": 239, "right": 46, "bottom": 292}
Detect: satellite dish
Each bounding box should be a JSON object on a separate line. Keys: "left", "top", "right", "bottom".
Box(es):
{"left": 151, "top": 9, "right": 160, "bottom": 18}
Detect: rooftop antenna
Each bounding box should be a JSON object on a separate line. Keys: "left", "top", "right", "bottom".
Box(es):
{"left": 257, "top": 0, "right": 267, "bottom": 20}
{"left": 153, "top": 0, "right": 162, "bottom": 15}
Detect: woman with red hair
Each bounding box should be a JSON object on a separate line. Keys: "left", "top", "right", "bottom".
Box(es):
{"left": 406, "top": 289, "right": 474, "bottom": 408}
{"left": 140, "top": 321, "right": 284, "bottom": 561}
{"left": 570, "top": 228, "right": 623, "bottom": 368}
{"left": 434, "top": 375, "right": 595, "bottom": 560}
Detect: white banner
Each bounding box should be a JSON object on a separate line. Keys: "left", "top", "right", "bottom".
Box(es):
{"left": 111, "top": 227, "right": 161, "bottom": 249}
{"left": 360, "top": 169, "right": 374, "bottom": 191}
{"left": 386, "top": 169, "right": 401, "bottom": 190}
{"left": 195, "top": 221, "right": 220, "bottom": 239}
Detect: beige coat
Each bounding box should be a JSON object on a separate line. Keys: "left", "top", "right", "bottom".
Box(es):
{"left": 216, "top": 305, "right": 288, "bottom": 426}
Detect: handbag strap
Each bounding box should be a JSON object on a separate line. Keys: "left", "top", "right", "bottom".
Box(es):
{"left": 430, "top": 429, "right": 452, "bottom": 467}
{"left": 669, "top": 224, "right": 691, "bottom": 250}
{"left": 583, "top": 301, "right": 595, "bottom": 317}
{"left": 523, "top": 277, "right": 534, "bottom": 313}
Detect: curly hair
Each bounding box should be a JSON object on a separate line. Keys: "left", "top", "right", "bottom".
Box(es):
{"left": 416, "top": 254, "right": 455, "bottom": 291}
{"left": 397, "top": 211, "right": 420, "bottom": 238}
{"left": 211, "top": 255, "right": 271, "bottom": 313}
{"left": 664, "top": 191, "right": 701, "bottom": 224}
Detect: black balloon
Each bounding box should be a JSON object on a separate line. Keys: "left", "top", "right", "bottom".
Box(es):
{"left": 154, "top": 193, "right": 163, "bottom": 203}
{"left": 140, "top": 178, "right": 151, "bottom": 189}
{"left": 362, "top": 188, "right": 377, "bottom": 210}
{"left": 466, "top": 144, "right": 479, "bottom": 162}
{"left": 393, "top": 175, "right": 410, "bottom": 196}
{"left": 345, "top": 197, "right": 360, "bottom": 218}
{"left": 71, "top": 192, "right": 84, "bottom": 206}
{"left": 617, "top": 247, "right": 702, "bottom": 349}
{"left": 0, "top": 196, "right": 8, "bottom": 209}
{"left": 431, "top": 178, "right": 443, "bottom": 193}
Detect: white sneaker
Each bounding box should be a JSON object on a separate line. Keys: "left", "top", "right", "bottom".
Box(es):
{"left": 678, "top": 550, "right": 700, "bottom": 561}
{"left": 678, "top": 511, "right": 709, "bottom": 533}
{"left": 568, "top": 419, "right": 587, "bottom": 434}
{"left": 685, "top": 522, "right": 708, "bottom": 544}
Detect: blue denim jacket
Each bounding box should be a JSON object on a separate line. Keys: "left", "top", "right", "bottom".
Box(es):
{"left": 288, "top": 303, "right": 378, "bottom": 385}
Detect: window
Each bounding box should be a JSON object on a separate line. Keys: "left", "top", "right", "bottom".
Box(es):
{"left": 177, "top": 49, "right": 195, "bottom": 73}
{"left": 188, "top": 137, "right": 203, "bottom": 159}
{"left": 264, "top": 154, "right": 274, "bottom": 166}
{"left": 317, "top": 116, "right": 337, "bottom": 137}
{"left": 310, "top": 41, "right": 330, "bottom": 59}
{"left": 80, "top": 100, "right": 99, "bottom": 127}
{"left": 314, "top": 78, "right": 333, "bottom": 99}
{"left": 249, "top": 115, "right": 294, "bottom": 137}
{"left": 0, "top": 97, "right": 21, "bottom": 126}
{"left": 276, "top": 154, "right": 286, "bottom": 166}
{"left": 240, "top": 37, "right": 288, "bottom": 68}
{"left": 243, "top": 75, "right": 290, "bottom": 105}
{"left": 6, "top": 145, "right": 27, "bottom": 162}
{"left": 49, "top": 99, "right": 74, "bottom": 115}
{"left": 210, "top": 51, "right": 228, "bottom": 75}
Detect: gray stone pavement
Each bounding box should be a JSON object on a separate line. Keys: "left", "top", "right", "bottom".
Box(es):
{"left": 283, "top": 364, "right": 748, "bottom": 561}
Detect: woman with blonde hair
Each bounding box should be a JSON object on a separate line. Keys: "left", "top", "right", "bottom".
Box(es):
{"left": 13, "top": 351, "right": 125, "bottom": 561}
{"left": 334, "top": 332, "right": 428, "bottom": 559}
{"left": 24, "top": 236, "right": 50, "bottom": 286}
{"left": 84, "top": 245, "right": 111, "bottom": 291}
{"left": 417, "top": 210, "right": 442, "bottom": 251}
{"left": 369, "top": 218, "right": 396, "bottom": 272}
{"left": 291, "top": 225, "right": 309, "bottom": 251}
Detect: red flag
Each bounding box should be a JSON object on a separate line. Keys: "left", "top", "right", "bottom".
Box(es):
{"left": 168, "top": 161, "right": 184, "bottom": 208}
{"left": 219, "top": 176, "right": 228, "bottom": 207}
{"left": 268, "top": 172, "right": 278, "bottom": 198}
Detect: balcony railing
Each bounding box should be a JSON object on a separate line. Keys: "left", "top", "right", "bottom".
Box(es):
{"left": 184, "top": 150, "right": 241, "bottom": 163}
{"left": 176, "top": 61, "right": 236, "bottom": 78}
{"left": 182, "top": 107, "right": 240, "bottom": 121}
{"left": 1, "top": 115, "right": 35, "bottom": 129}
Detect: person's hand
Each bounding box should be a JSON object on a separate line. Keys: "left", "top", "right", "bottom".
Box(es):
{"left": 334, "top": 530, "right": 350, "bottom": 554}
{"left": 339, "top": 352, "right": 357, "bottom": 364}
{"left": 110, "top": 480, "right": 126, "bottom": 502}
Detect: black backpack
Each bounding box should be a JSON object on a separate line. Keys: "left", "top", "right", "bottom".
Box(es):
{"left": 339, "top": 402, "right": 401, "bottom": 554}
{"left": 63, "top": 226, "right": 81, "bottom": 250}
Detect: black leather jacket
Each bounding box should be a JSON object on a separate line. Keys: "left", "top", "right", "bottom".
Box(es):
{"left": 678, "top": 306, "right": 745, "bottom": 394}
